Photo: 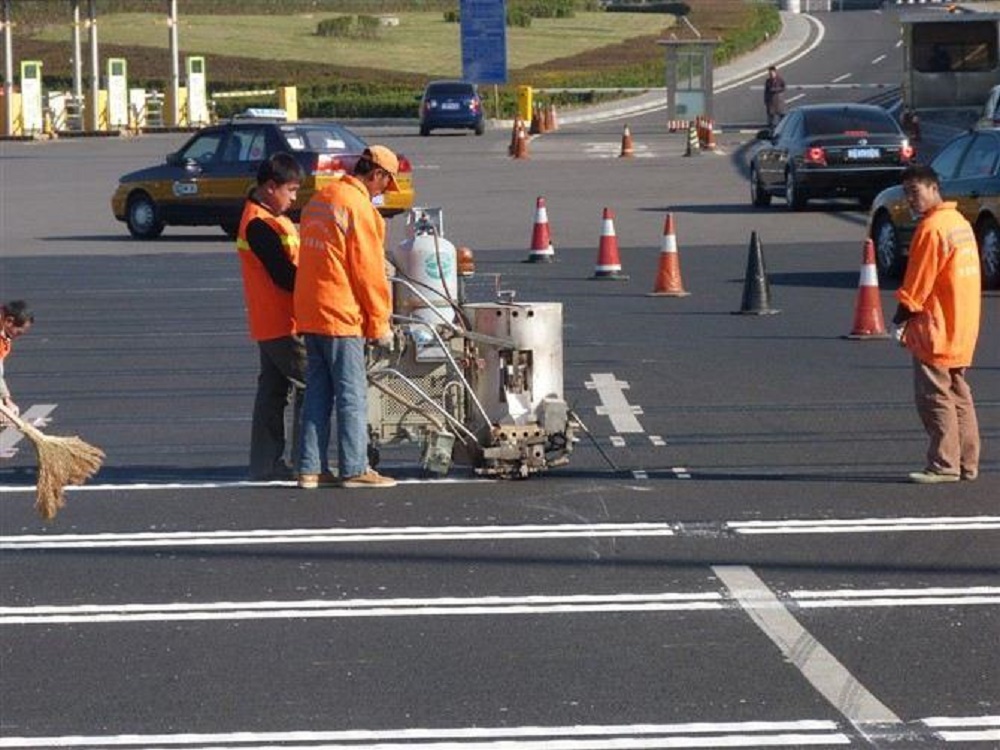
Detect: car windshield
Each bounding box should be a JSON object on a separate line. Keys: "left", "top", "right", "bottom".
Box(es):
{"left": 427, "top": 83, "right": 475, "bottom": 97}
{"left": 279, "top": 123, "right": 367, "bottom": 153}
{"left": 803, "top": 109, "right": 897, "bottom": 136}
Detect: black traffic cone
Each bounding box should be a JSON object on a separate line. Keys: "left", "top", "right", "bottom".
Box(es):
{"left": 734, "top": 231, "right": 780, "bottom": 315}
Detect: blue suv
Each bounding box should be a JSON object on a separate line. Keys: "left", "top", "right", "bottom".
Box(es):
{"left": 419, "top": 80, "right": 485, "bottom": 136}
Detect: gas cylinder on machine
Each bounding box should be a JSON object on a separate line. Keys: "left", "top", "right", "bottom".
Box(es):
{"left": 393, "top": 208, "right": 457, "bottom": 327}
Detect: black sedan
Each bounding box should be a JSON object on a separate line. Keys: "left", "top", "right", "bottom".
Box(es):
{"left": 749, "top": 103, "right": 916, "bottom": 211}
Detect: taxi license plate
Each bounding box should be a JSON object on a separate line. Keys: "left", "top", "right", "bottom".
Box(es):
{"left": 847, "top": 147, "right": 880, "bottom": 160}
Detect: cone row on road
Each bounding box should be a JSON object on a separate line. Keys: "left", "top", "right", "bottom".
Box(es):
{"left": 647, "top": 213, "right": 689, "bottom": 297}
{"left": 845, "top": 238, "right": 890, "bottom": 339}
{"left": 591, "top": 208, "right": 629, "bottom": 281}
{"left": 526, "top": 196, "right": 555, "bottom": 263}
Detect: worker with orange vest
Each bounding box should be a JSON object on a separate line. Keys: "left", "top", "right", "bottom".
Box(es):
{"left": 293, "top": 145, "right": 399, "bottom": 489}
{"left": 0, "top": 300, "right": 34, "bottom": 425}
{"left": 236, "top": 153, "right": 306, "bottom": 481}
{"left": 893, "top": 164, "right": 981, "bottom": 484}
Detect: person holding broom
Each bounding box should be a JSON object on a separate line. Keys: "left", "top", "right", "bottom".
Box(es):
{"left": 0, "top": 300, "right": 34, "bottom": 424}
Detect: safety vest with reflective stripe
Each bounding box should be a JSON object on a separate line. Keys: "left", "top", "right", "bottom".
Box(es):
{"left": 236, "top": 198, "right": 300, "bottom": 341}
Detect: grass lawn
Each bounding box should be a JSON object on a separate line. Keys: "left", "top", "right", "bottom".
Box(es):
{"left": 31, "top": 11, "right": 675, "bottom": 78}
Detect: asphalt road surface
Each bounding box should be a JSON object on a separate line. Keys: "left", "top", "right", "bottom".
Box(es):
{"left": 1, "top": 9, "right": 998, "bottom": 750}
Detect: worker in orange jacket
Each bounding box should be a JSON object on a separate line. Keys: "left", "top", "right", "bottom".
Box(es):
{"left": 893, "top": 164, "right": 981, "bottom": 484}
{"left": 293, "top": 145, "right": 399, "bottom": 489}
{"left": 0, "top": 300, "right": 34, "bottom": 425}
{"left": 236, "top": 153, "right": 306, "bottom": 481}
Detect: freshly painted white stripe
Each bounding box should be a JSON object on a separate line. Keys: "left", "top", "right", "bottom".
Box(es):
{"left": 937, "top": 730, "right": 1000, "bottom": 741}
{"left": 831, "top": 73, "right": 852, "bottom": 83}
{"left": 0, "top": 592, "right": 725, "bottom": 624}
{"left": 794, "top": 586, "right": 1000, "bottom": 599}
{"left": 796, "top": 595, "right": 1000, "bottom": 608}
{"left": 871, "top": 54, "right": 887, "bottom": 64}
{"left": 0, "top": 522, "right": 676, "bottom": 550}
{"left": 672, "top": 467, "right": 691, "bottom": 480}
{"left": 0, "top": 476, "right": 491, "bottom": 494}
{"left": 632, "top": 470, "right": 649, "bottom": 480}
{"left": 610, "top": 435, "right": 627, "bottom": 447}
{"left": 713, "top": 566, "right": 901, "bottom": 729}
{"left": 587, "top": 373, "right": 645, "bottom": 433}
{"left": 648, "top": 435, "right": 666, "bottom": 446}
{"left": 0, "top": 721, "right": 848, "bottom": 749}
{"left": 730, "top": 516, "right": 1000, "bottom": 534}
{"left": 923, "top": 716, "right": 1000, "bottom": 728}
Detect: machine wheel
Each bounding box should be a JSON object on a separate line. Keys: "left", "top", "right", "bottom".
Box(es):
{"left": 750, "top": 165, "right": 771, "bottom": 207}
{"left": 976, "top": 216, "right": 1000, "bottom": 290}
{"left": 126, "top": 192, "right": 165, "bottom": 239}
{"left": 784, "top": 168, "right": 807, "bottom": 211}
{"left": 872, "top": 212, "right": 903, "bottom": 280}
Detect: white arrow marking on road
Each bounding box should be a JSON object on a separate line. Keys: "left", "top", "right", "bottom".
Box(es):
{"left": 0, "top": 404, "right": 56, "bottom": 458}
{"left": 586, "top": 372, "right": 645, "bottom": 433}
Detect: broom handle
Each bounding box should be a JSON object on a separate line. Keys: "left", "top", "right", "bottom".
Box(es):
{"left": 0, "top": 400, "right": 43, "bottom": 440}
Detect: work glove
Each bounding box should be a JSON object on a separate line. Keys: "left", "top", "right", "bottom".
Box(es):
{"left": 890, "top": 322, "right": 907, "bottom": 346}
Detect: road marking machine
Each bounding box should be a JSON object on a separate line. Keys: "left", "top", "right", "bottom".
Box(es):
{"left": 367, "top": 208, "right": 577, "bottom": 478}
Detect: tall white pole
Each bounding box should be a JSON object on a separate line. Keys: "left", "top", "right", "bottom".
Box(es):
{"left": 168, "top": 0, "right": 179, "bottom": 126}
{"left": 72, "top": 0, "right": 83, "bottom": 106}
{"left": 2, "top": 0, "right": 13, "bottom": 136}
{"left": 87, "top": 0, "right": 98, "bottom": 130}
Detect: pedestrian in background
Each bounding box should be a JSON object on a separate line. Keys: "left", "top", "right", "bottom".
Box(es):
{"left": 892, "top": 165, "right": 981, "bottom": 484}
{"left": 764, "top": 65, "right": 786, "bottom": 129}
{"left": 236, "top": 153, "right": 306, "bottom": 481}
{"left": 0, "top": 300, "right": 34, "bottom": 423}
{"left": 293, "top": 145, "right": 399, "bottom": 490}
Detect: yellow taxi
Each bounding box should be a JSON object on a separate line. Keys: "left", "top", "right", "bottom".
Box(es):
{"left": 111, "top": 114, "right": 415, "bottom": 239}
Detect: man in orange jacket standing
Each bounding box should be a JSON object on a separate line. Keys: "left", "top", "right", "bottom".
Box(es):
{"left": 892, "top": 165, "right": 981, "bottom": 484}
{"left": 236, "top": 153, "right": 306, "bottom": 481}
{"left": 293, "top": 146, "right": 399, "bottom": 489}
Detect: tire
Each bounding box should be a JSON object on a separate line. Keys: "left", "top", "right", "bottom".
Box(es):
{"left": 126, "top": 192, "right": 165, "bottom": 239}
{"left": 872, "top": 212, "right": 903, "bottom": 280}
{"left": 474, "top": 121, "right": 485, "bottom": 136}
{"left": 784, "top": 168, "right": 807, "bottom": 211}
{"left": 750, "top": 165, "right": 771, "bottom": 207}
{"left": 419, "top": 124, "right": 430, "bottom": 137}
{"left": 976, "top": 216, "right": 1000, "bottom": 290}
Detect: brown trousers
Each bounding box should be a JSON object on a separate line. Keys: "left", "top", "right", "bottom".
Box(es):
{"left": 913, "top": 359, "right": 980, "bottom": 478}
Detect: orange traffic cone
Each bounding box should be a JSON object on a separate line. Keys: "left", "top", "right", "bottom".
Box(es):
{"left": 619, "top": 124, "right": 635, "bottom": 158}
{"left": 547, "top": 103, "right": 559, "bottom": 132}
{"left": 591, "top": 208, "right": 628, "bottom": 281}
{"left": 512, "top": 121, "right": 529, "bottom": 160}
{"left": 540, "top": 103, "right": 552, "bottom": 133}
{"left": 845, "top": 238, "right": 890, "bottom": 339}
{"left": 529, "top": 105, "right": 542, "bottom": 135}
{"left": 701, "top": 118, "right": 717, "bottom": 151}
{"left": 526, "top": 196, "right": 555, "bottom": 263}
{"left": 508, "top": 116, "right": 522, "bottom": 156}
{"left": 647, "top": 213, "right": 689, "bottom": 297}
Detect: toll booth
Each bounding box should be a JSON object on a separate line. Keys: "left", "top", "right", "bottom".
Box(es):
{"left": 20, "top": 60, "right": 44, "bottom": 135}
{"left": 657, "top": 39, "right": 720, "bottom": 124}
{"left": 106, "top": 58, "right": 128, "bottom": 129}
{"left": 186, "top": 55, "right": 208, "bottom": 126}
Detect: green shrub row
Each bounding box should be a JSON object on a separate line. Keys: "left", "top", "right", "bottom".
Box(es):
{"left": 316, "top": 15, "right": 381, "bottom": 39}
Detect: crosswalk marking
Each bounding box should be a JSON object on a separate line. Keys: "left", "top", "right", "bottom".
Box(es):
{"left": 0, "top": 404, "right": 56, "bottom": 458}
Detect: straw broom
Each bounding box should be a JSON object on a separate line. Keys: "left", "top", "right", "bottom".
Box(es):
{"left": 0, "top": 402, "right": 105, "bottom": 521}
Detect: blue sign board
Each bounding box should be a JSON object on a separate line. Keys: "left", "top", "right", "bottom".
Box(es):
{"left": 461, "top": 0, "right": 507, "bottom": 84}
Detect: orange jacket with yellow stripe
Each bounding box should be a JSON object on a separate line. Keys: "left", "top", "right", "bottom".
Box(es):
{"left": 293, "top": 175, "right": 391, "bottom": 339}
{"left": 236, "top": 198, "right": 300, "bottom": 341}
{"left": 896, "top": 201, "right": 981, "bottom": 368}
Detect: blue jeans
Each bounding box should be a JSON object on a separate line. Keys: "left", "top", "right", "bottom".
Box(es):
{"left": 298, "top": 335, "right": 368, "bottom": 478}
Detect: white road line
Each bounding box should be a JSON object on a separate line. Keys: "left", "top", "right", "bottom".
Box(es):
{"left": 731, "top": 516, "right": 1000, "bottom": 534}
{"left": 871, "top": 54, "right": 887, "bottom": 64}
{"left": 0, "top": 592, "right": 726, "bottom": 625}
{"left": 721, "top": 15, "right": 826, "bottom": 94}
{"left": 610, "top": 435, "right": 627, "bottom": 447}
{"left": 0, "top": 721, "right": 850, "bottom": 749}
{"left": 0, "top": 522, "right": 677, "bottom": 550}
{"left": 632, "top": 470, "right": 649, "bottom": 480}
{"left": 0, "top": 404, "right": 56, "bottom": 458}
{"left": 831, "top": 73, "right": 852, "bottom": 83}
{"left": 791, "top": 586, "right": 1000, "bottom": 608}
{"left": 923, "top": 716, "right": 1000, "bottom": 743}
{"left": 0, "top": 476, "right": 492, "bottom": 494}
{"left": 673, "top": 467, "right": 692, "bottom": 480}
{"left": 648, "top": 435, "right": 666, "bottom": 446}
{"left": 713, "top": 566, "right": 902, "bottom": 736}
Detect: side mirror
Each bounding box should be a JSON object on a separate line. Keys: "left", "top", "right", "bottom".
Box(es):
{"left": 182, "top": 157, "right": 201, "bottom": 173}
